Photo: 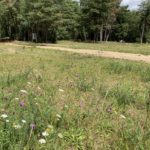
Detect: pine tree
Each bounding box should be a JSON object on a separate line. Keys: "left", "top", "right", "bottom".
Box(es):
{"left": 139, "top": 0, "right": 150, "bottom": 43}
{"left": 81, "top": 0, "right": 122, "bottom": 42}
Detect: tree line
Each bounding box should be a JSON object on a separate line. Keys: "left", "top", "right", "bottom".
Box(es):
{"left": 0, "top": 0, "right": 150, "bottom": 43}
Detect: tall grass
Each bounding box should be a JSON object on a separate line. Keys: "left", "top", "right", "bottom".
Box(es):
{"left": 0, "top": 45, "right": 150, "bottom": 149}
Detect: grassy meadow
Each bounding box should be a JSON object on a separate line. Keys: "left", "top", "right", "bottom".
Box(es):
{"left": 0, "top": 43, "right": 150, "bottom": 149}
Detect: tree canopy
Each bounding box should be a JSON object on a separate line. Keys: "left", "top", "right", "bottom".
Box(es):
{"left": 0, "top": 0, "right": 150, "bottom": 43}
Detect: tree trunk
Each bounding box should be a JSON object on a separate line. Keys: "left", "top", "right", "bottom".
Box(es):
{"left": 100, "top": 26, "right": 103, "bottom": 42}
{"left": 140, "top": 21, "right": 145, "bottom": 44}
{"left": 104, "top": 29, "right": 107, "bottom": 41}
{"left": 83, "top": 27, "right": 87, "bottom": 41}
{"left": 94, "top": 33, "right": 96, "bottom": 43}
{"left": 9, "top": 26, "right": 11, "bottom": 39}
{"left": 105, "top": 28, "right": 111, "bottom": 42}
{"left": 96, "top": 32, "right": 98, "bottom": 42}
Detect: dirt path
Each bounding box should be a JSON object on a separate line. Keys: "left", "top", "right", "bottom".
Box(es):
{"left": 7, "top": 43, "right": 150, "bottom": 64}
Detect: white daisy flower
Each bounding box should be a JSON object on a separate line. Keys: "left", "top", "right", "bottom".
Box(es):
{"left": 6, "top": 120, "right": 9, "bottom": 123}
{"left": 13, "top": 124, "right": 22, "bottom": 129}
{"left": 64, "top": 105, "right": 68, "bottom": 108}
{"left": 20, "top": 90, "right": 28, "bottom": 94}
{"left": 120, "top": 114, "right": 126, "bottom": 119}
{"left": 58, "top": 133, "right": 63, "bottom": 139}
{"left": 47, "top": 125, "right": 53, "bottom": 129}
{"left": 91, "top": 88, "right": 95, "bottom": 91}
{"left": 39, "top": 138, "right": 46, "bottom": 144}
{"left": 22, "top": 120, "right": 26, "bottom": 124}
{"left": 35, "top": 103, "right": 39, "bottom": 105}
{"left": 59, "top": 89, "right": 64, "bottom": 92}
{"left": 1, "top": 114, "right": 8, "bottom": 119}
{"left": 27, "top": 82, "right": 31, "bottom": 85}
{"left": 56, "top": 114, "right": 61, "bottom": 119}
{"left": 42, "top": 131, "right": 49, "bottom": 137}
{"left": 37, "top": 86, "right": 41, "bottom": 90}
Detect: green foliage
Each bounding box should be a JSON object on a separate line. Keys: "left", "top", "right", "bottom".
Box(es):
{"left": 139, "top": 0, "right": 150, "bottom": 43}
{"left": 0, "top": 0, "right": 80, "bottom": 43}
{"left": 1, "top": 0, "right": 150, "bottom": 43}
{"left": 109, "top": 83, "right": 135, "bottom": 107}
{"left": 80, "top": 0, "right": 121, "bottom": 41}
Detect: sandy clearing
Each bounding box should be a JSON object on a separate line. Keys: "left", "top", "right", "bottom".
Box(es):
{"left": 6, "top": 43, "right": 150, "bottom": 64}
{"left": 37, "top": 46, "right": 150, "bottom": 63}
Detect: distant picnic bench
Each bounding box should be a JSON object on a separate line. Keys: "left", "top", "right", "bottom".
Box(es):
{"left": 0, "top": 37, "right": 11, "bottom": 42}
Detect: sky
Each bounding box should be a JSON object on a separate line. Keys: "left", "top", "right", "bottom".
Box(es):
{"left": 76, "top": 0, "right": 143, "bottom": 10}
{"left": 121, "top": 0, "right": 144, "bottom": 10}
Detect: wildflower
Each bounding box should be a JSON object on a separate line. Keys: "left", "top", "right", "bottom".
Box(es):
{"left": 120, "top": 114, "right": 126, "bottom": 119}
{"left": 106, "top": 107, "right": 112, "bottom": 113}
{"left": 15, "top": 98, "right": 19, "bottom": 101}
{"left": 20, "top": 90, "right": 28, "bottom": 94}
{"left": 27, "top": 82, "right": 31, "bottom": 85}
{"left": 58, "top": 133, "right": 63, "bottom": 139}
{"left": 30, "top": 123, "right": 36, "bottom": 130}
{"left": 64, "top": 105, "right": 68, "bottom": 108}
{"left": 9, "top": 93, "right": 12, "bottom": 96}
{"left": 42, "top": 131, "right": 49, "bottom": 137}
{"left": 91, "top": 88, "right": 95, "bottom": 91}
{"left": 47, "top": 124, "right": 52, "bottom": 128}
{"left": 45, "top": 125, "right": 54, "bottom": 134}
{"left": 22, "top": 120, "right": 26, "bottom": 124}
{"left": 56, "top": 114, "right": 61, "bottom": 121}
{"left": 39, "top": 138, "right": 46, "bottom": 144}
{"left": 79, "top": 101, "right": 84, "bottom": 108}
{"left": 6, "top": 120, "right": 9, "bottom": 123}
{"left": 46, "top": 125, "right": 54, "bottom": 133}
{"left": 19, "top": 101, "right": 26, "bottom": 107}
{"left": 1, "top": 114, "right": 8, "bottom": 119}
{"left": 56, "top": 114, "right": 61, "bottom": 118}
{"left": 59, "top": 89, "right": 64, "bottom": 92}
{"left": 37, "top": 86, "right": 41, "bottom": 90}
{"left": 35, "top": 103, "right": 39, "bottom": 105}
{"left": 13, "top": 124, "right": 22, "bottom": 129}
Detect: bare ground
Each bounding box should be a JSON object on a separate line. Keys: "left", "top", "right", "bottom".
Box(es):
{"left": 6, "top": 43, "right": 150, "bottom": 64}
